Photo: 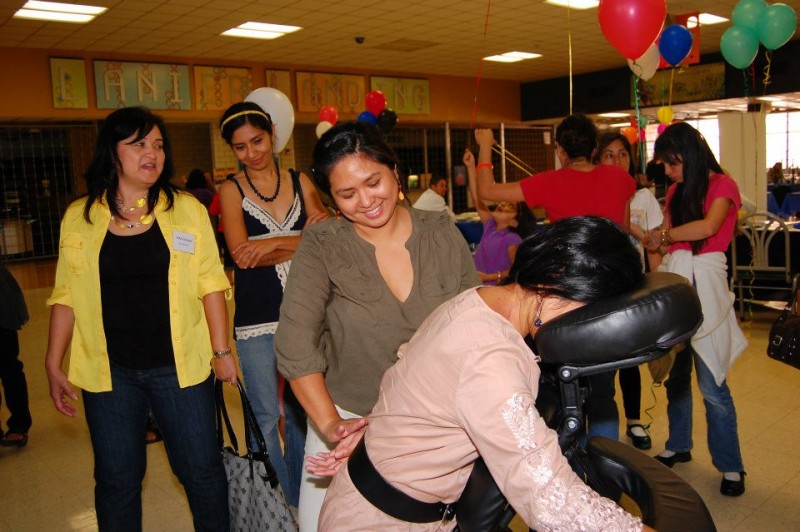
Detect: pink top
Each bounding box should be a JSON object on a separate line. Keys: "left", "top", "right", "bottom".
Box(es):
{"left": 519, "top": 165, "right": 635, "bottom": 225}
{"left": 665, "top": 173, "right": 741, "bottom": 254}
{"left": 319, "top": 288, "right": 642, "bottom": 531}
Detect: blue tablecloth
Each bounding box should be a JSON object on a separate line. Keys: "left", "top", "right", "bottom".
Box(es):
{"left": 767, "top": 191, "right": 780, "bottom": 215}
{"left": 455, "top": 220, "right": 483, "bottom": 247}
{"left": 779, "top": 192, "right": 800, "bottom": 218}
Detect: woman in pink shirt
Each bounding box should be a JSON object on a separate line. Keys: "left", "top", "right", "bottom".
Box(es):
{"left": 646, "top": 122, "right": 747, "bottom": 497}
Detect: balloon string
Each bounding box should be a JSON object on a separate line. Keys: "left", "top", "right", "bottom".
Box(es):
{"left": 492, "top": 144, "right": 536, "bottom": 174}
{"left": 468, "top": 0, "right": 493, "bottom": 148}
{"left": 743, "top": 68, "right": 750, "bottom": 98}
{"left": 492, "top": 144, "right": 536, "bottom": 175}
{"left": 762, "top": 51, "right": 772, "bottom": 92}
{"left": 668, "top": 67, "right": 675, "bottom": 108}
{"left": 568, "top": 5, "right": 573, "bottom": 115}
{"left": 632, "top": 75, "right": 645, "bottom": 174}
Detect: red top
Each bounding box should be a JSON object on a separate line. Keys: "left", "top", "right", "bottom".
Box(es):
{"left": 665, "top": 173, "right": 741, "bottom": 254}
{"left": 208, "top": 192, "right": 223, "bottom": 231}
{"left": 519, "top": 165, "right": 635, "bottom": 225}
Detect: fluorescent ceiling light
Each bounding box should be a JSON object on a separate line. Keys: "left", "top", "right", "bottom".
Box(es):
{"left": 23, "top": 1, "right": 106, "bottom": 15}
{"left": 609, "top": 122, "right": 632, "bottom": 128}
{"left": 545, "top": 0, "right": 600, "bottom": 10}
{"left": 686, "top": 13, "right": 728, "bottom": 28}
{"left": 222, "top": 22, "right": 301, "bottom": 40}
{"left": 14, "top": 1, "right": 106, "bottom": 23}
{"left": 484, "top": 51, "right": 541, "bottom": 63}
{"left": 598, "top": 112, "right": 629, "bottom": 118}
{"left": 14, "top": 9, "right": 93, "bottom": 22}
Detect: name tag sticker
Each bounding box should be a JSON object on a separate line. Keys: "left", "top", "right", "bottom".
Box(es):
{"left": 173, "top": 231, "right": 196, "bottom": 254}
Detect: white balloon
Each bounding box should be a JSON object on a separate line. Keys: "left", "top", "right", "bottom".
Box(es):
{"left": 315, "top": 121, "right": 333, "bottom": 139}
{"left": 244, "top": 87, "right": 295, "bottom": 153}
{"left": 627, "top": 43, "right": 660, "bottom": 81}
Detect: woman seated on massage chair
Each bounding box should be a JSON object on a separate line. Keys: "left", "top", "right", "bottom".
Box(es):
{"left": 308, "top": 216, "right": 655, "bottom": 531}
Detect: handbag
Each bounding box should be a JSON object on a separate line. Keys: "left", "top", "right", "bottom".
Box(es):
{"left": 215, "top": 380, "right": 296, "bottom": 532}
{"left": 767, "top": 289, "right": 800, "bottom": 370}
{"left": 647, "top": 345, "right": 679, "bottom": 385}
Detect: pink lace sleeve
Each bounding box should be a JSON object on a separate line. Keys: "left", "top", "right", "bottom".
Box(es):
{"left": 456, "top": 346, "right": 642, "bottom": 532}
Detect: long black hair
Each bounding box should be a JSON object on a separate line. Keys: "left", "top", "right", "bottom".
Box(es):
{"left": 503, "top": 216, "right": 644, "bottom": 302}
{"left": 654, "top": 122, "right": 724, "bottom": 254}
{"left": 311, "top": 121, "right": 401, "bottom": 198}
{"left": 83, "top": 106, "right": 176, "bottom": 223}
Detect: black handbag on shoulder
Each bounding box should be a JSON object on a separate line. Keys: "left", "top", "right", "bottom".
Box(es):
{"left": 768, "top": 289, "right": 800, "bottom": 370}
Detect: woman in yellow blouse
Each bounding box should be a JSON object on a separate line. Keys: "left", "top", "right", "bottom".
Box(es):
{"left": 44, "top": 107, "right": 235, "bottom": 531}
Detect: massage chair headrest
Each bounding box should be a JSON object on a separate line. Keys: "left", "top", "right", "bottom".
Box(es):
{"left": 533, "top": 272, "right": 702, "bottom": 366}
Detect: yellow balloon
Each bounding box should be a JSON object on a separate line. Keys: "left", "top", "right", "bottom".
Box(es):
{"left": 657, "top": 106, "right": 674, "bottom": 125}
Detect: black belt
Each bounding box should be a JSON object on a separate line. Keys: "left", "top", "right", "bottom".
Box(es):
{"left": 347, "top": 437, "right": 456, "bottom": 523}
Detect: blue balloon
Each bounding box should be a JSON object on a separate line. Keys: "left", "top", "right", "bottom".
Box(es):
{"left": 659, "top": 24, "right": 694, "bottom": 67}
{"left": 357, "top": 110, "right": 378, "bottom": 125}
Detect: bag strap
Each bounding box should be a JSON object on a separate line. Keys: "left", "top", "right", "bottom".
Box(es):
{"left": 215, "top": 379, "right": 280, "bottom": 488}
{"left": 215, "top": 379, "right": 240, "bottom": 453}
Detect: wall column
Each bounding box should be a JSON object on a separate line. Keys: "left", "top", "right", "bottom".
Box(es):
{"left": 718, "top": 111, "right": 767, "bottom": 210}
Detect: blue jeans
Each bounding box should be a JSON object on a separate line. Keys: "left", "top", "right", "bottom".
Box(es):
{"left": 665, "top": 345, "right": 745, "bottom": 473}
{"left": 82, "top": 365, "right": 228, "bottom": 532}
{"left": 236, "top": 333, "right": 304, "bottom": 507}
{"left": 0, "top": 327, "right": 32, "bottom": 434}
{"left": 586, "top": 370, "right": 620, "bottom": 440}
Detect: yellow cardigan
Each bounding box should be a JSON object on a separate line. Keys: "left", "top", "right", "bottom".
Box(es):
{"left": 47, "top": 191, "right": 231, "bottom": 392}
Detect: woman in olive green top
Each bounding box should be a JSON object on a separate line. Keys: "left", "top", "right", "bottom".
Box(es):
{"left": 275, "top": 121, "right": 479, "bottom": 531}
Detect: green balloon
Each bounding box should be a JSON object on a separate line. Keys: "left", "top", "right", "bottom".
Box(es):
{"left": 732, "top": 0, "right": 768, "bottom": 31}
{"left": 757, "top": 4, "right": 798, "bottom": 50}
{"left": 721, "top": 26, "right": 760, "bottom": 69}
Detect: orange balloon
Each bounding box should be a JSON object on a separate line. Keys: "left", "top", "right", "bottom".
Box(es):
{"left": 621, "top": 126, "right": 639, "bottom": 145}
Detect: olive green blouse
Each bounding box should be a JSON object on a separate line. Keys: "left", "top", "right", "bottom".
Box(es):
{"left": 275, "top": 207, "right": 480, "bottom": 416}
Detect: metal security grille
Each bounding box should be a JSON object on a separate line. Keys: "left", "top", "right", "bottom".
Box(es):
{"left": 292, "top": 123, "right": 553, "bottom": 214}
{"left": 0, "top": 124, "right": 96, "bottom": 260}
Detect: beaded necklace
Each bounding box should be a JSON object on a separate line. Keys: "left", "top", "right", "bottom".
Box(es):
{"left": 244, "top": 166, "right": 281, "bottom": 203}
{"left": 112, "top": 195, "right": 152, "bottom": 229}
{"left": 115, "top": 196, "right": 147, "bottom": 212}
{"left": 110, "top": 213, "right": 153, "bottom": 230}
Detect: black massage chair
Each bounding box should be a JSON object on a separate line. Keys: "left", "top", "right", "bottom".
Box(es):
{"left": 455, "top": 272, "right": 717, "bottom": 532}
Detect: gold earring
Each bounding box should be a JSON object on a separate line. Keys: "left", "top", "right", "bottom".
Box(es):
{"left": 398, "top": 185, "right": 405, "bottom": 202}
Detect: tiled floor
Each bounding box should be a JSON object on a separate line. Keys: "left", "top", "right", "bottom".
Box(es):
{"left": 1, "top": 261, "right": 799, "bottom": 530}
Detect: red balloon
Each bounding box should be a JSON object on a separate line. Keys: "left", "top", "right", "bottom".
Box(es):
{"left": 318, "top": 105, "right": 338, "bottom": 125}
{"left": 598, "top": 0, "right": 667, "bottom": 60}
{"left": 365, "top": 90, "right": 387, "bottom": 116}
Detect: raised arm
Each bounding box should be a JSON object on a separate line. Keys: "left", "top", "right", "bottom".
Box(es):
{"left": 464, "top": 149, "right": 490, "bottom": 224}
{"left": 474, "top": 129, "right": 526, "bottom": 204}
